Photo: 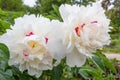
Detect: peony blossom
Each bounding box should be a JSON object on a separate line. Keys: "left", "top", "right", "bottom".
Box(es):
{"left": 0, "top": 15, "right": 63, "bottom": 77}
{"left": 59, "top": 2, "right": 111, "bottom": 67}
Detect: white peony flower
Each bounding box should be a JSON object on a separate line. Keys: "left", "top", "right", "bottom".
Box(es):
{"left": 0, "top": 15, "right": 61, "bottom": 77}
{"left": 59, "top": 2, "right": 111, "bottom": 67}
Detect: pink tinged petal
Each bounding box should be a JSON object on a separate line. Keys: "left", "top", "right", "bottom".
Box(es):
{"left": 81, "top": 23, "right": 86, "bottom": 28}
{"left": 66, "top": 48, "right": 86, "bottom": 67}
{"left": 23, "top": 50, "right": 29, "bottom": 57}
{"left": 91, "top": 21, "right": 98, "bottom": 24}
{"left": 26, "top": 32, "right": 34, "bottom": 36}
{"left": 45, "top": 37, "right": 48, "bottom": 44}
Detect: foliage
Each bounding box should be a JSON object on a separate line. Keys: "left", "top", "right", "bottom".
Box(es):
{"left": 103, "top": 0, "right": 120, "bottom": 36}
{"left": 106, "top": 9, "right": 120, "bottom": 35}
{"left": 0, "top": 9, "right": 24, "bottom": 35}
{"left": 71, "top": 0, "right": 96, "bottom": 6}
{"left": 0, "top": 43, "right": 13, "bottom": 80}
{"left": 26, "top": 0, "right": 71, "bottom": 21}
{"left": 0, "top": 0, "right": 1, "bottom": 8}
{"left": 27, "top": 0, "right": 96, "bottom": 20}
{"left": 0, "top": 0, "right": 27, "bottom": 11}
{"left": 102, "top": 0, "right": 120, "bottom": 53}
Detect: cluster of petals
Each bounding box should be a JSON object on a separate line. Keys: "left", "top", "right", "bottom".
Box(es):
{"left": 0, "top": 15, "right": 65, "bottom": 77}
{"left": 0, "top": 1, "right": 111, "bottom": 77}
{"left": 58, "top": 2, "right": 111, "bottom": 67}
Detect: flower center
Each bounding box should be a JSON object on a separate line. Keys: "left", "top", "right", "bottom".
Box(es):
{"left": 22, "top": 34, "right": 48, "bottom": 57}
{"left": 27, "top": 40, "right": 38, "bottom": 49}
{"left": 27, "top": 40, "right": 46, "bottom": 54}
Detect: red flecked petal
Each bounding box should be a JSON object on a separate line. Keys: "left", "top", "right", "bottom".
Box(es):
{"left": 75, "top": 27, "right": 79, "bottom": 36}
{"left": 91, "top": 21, "right": 98, "bottom": 24}
{"left": 26, "top": 32, "right": 34, "bottom": 36}
{"left": 45, "top": 37, "right": 48, "bottom": 44}
{"left": 23, "top": 50, "right": 29, "bottom": 57}
{"left": 75, "top": 23, "right": 85, "bottom": 36}
{"left": 81, "top": 23, "right": 85, "bottom": 28}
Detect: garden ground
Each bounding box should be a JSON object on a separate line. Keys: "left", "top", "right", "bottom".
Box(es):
{"left": 105, "top": 53, "right": 120, "bottom": 61}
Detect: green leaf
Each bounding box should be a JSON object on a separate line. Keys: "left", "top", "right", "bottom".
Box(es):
{"left": 0, "top": 43, "right": 9, "bottom": 70}
{"left": 45, "top": 14, "right": 58, "bottom": 20}
{"left": 0, "top": 20, "right": 10, "bottom": 34}
{"left": 52, "top": 65, "right": 63, "bottom": 80}
{"left": 92, "top": 55, "right": 105, "bottom": 73}
{"left": 52, "top": 4, "right": 62, "bottom": 21}
{"left": 0, "top": 43, "right": 9, "bottom": 59}
{"left": 52, "top": 4, "right": 60, "bottom": 17}
{"left": 11, "top": 66, "right": 34, "bottom": 80}
{"left": 105, "top": 73, "right": 116, "bottom": 80}
{"left": 0, "top": 69, "right": 13, "bottom": 80}
{"left": 79, "top": 69, "right": 90, "bottom": 79}
{"left": 103, "top": 58, "right": 117, "bottom": 74}
{"left": 80, "top": 66, "right": 103, "bottom": 80}
{"left": 69, "top": 78, "right": 79, "bottom": 80}
{"left": 95, "top": 52, "right": 117, "bottom": 74}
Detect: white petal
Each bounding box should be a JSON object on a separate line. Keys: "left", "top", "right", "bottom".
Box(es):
{"left": 27, "top": 67, "right": 42, "bottom": 78}
{"left": 66, "top": 47, "right": 86, "bottom": 67}
{"left": 47, "top": 39, "right": 66, "bottom": 63}
{"left": 59, "top": 4, "right": 70, "bottom": 22}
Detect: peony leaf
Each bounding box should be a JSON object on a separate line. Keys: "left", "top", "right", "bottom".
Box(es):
{"left": 79, "top": 69, "right": 90, "bottom": 79}
{"left": 52, "top": 4, "right": 61, "bottom": 18}
{"left": 95, "top": 52, "right": 117, "bottom": 74}
{"left": 0, "top": 43, "right": 9, "bottom": 59}
{"left": 0, "top": 20, "right": 10, "bottom": 35}
{"left": 92, "top": 55, "right": 105, "bottom": 73}
{"left": 80, "top": 66, "right": 103, "bottom": 80}
{"left": 0, "top": 69, "right": 13, "bottom": 80}
{"left": 0, "top": 43, "right": 9, "bottom": 70}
